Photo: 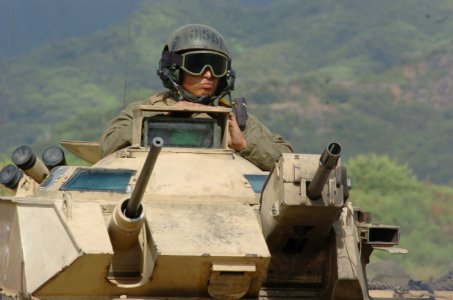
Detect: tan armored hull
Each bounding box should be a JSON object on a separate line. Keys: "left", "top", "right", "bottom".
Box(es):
{"left": 0, "top": 106, "right": 405, "bottom": 299}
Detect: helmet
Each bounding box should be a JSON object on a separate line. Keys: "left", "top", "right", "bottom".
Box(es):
{"left": 157, "top": 24, "right": 235, "bottom": 104}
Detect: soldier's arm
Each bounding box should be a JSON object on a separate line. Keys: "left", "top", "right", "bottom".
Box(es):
{"left": 99, "top": 104, "right": 136, "bottom": 157}
{"left": 99, "top": 93, "right": 172, "bottom": 157}
{"left": 239, "top": 114, "right": 293, "bottom": 171}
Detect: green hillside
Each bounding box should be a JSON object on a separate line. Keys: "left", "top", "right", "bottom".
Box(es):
{"left": 347, "top": 155, "right": 453, "bottom": 279}
{"left": 2, "top": 0, "right": 453, "bottom": 183}
{"left": 1, "top": 0, "right": 453, "bottom": 280}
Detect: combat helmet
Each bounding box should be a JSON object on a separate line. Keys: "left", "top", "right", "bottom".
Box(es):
{"left": 157, "top": 24, "right": 235, "bottom": 104}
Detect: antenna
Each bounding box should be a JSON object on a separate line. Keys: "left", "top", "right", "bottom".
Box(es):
{"left": 1, "top": 0, "right": 13, "bottom": 153}
{"left": 0, "top": 0, "right": 13, "bottom": 195}
{"left": 122, "top": 0, "right": 133, "bottom": 108}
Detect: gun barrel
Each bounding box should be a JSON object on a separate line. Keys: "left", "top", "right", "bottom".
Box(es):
{"left": 307, "top": 142, "right": 341, "bottom": 200}
{"left": 125, "top": 137, "right": 163, "bottom": 218}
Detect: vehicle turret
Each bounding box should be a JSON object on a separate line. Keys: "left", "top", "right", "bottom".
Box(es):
{"left": 0, "top": 105, "right": 406, "bottom": 300}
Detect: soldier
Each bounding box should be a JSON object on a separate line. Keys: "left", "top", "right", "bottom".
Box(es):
{"left": 100, "top": 24, "right": 293, "bottom": 170}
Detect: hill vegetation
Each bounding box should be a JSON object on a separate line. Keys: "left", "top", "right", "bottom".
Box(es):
{"left": 2, "top": 0, "right": 453, "bottom": 183}
{"left": 1, "top": 0, "right": 452, "bottom": 280}
{"left": 347, "top": 155, "right": 453, "bottom": 279}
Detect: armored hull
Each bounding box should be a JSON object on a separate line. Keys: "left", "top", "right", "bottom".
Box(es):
{"left": 0, "top": 105, "right": 405, "bottom": 299}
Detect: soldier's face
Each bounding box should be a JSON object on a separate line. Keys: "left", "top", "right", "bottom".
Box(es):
{"left": 182, "top": 69, "right": 219, "bottom": 97}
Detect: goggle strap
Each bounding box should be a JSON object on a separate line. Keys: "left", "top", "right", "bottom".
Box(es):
{"left": 161, "top": 51, "right": 182, "bottom": 68}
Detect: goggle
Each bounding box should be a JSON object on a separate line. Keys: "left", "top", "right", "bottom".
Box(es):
{"left": 180, "top": 50, "right": 229, "bottom": 78}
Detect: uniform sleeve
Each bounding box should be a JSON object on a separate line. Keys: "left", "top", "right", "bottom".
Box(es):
{"left": 239, "top": 114, "right": 294, "bottom": 171}
{"left": 99, "top": 101, "right": 138, "bottom": 157}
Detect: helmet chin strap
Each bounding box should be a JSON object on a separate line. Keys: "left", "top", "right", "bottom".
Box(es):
{"left": 171, "top": 81, "right": 218, "bottom": 105}
{"left": 180, "top": 88, "right": 214, "bottom": 105}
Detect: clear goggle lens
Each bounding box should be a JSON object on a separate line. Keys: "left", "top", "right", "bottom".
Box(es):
{"left": 180, "top": 51, "right": 229, "bottom": 78}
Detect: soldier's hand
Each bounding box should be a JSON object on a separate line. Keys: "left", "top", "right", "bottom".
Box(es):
{"left": 228, "top": 112, "right": 247, "bottom": 151}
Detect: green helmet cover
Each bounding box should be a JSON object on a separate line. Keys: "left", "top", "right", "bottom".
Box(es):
{"left": 165, "top": 24, "right": 230, "bottom": 58}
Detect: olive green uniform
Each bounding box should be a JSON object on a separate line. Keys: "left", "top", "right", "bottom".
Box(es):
{"left": 100, "top": 91, "right": 293, "bottom": 170}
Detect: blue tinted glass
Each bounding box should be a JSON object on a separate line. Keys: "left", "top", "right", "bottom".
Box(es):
{"left": 39, "top": 166, "right": 68, "bottom": 189}
{"left": 61, "top": 168, "right": 135, "bottom": 192}
{"left": 244, "top": 174, "right": 268, "bottom": 193}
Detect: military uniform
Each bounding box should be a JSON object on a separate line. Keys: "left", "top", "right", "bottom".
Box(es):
{"left": 100, "top": 91, "right": 293, "bottom": 171}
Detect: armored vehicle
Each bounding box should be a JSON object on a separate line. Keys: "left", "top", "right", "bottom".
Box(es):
{"left": 0, "top": 105, "right": 405, "bottom": 299}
